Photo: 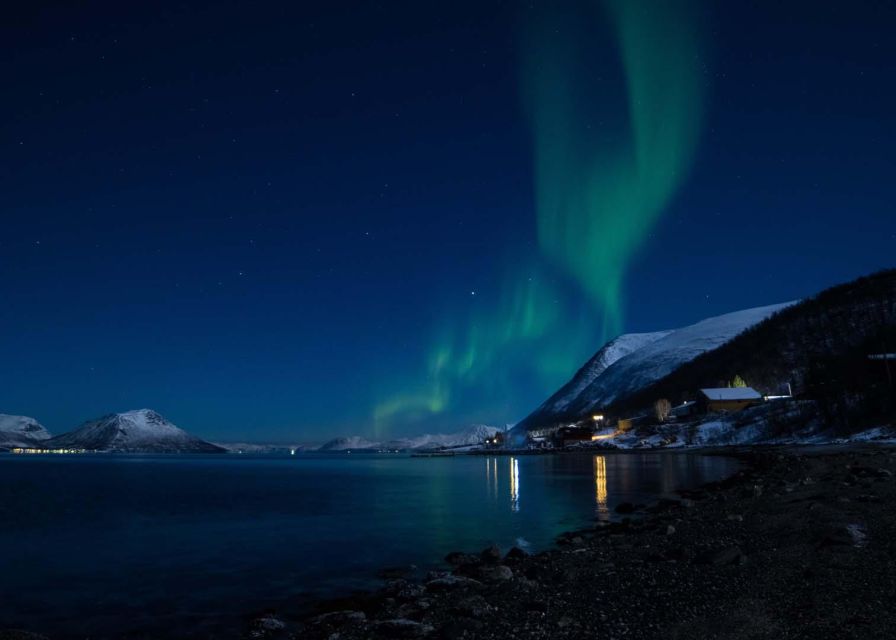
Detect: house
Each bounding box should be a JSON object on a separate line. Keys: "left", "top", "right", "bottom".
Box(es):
{"left": 698, "top": 387, "right": 763, "bottom": 413}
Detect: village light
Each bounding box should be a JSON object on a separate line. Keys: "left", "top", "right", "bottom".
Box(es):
{"left": 592, "top": 414, "right": 604, "bottom": 422}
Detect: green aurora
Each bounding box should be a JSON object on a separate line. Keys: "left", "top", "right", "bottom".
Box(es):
{"left": 524, "top": 0, "right": 705, "bottom": 338}
{"left": 372, "top": 266, "right": 595, "bottom": 434}
{"left": 374, "top": 0, "right": 705, "bottom": 431}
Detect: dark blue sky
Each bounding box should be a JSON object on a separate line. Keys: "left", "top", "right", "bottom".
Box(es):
{"left": 2, "top": 1, "right": 894, "bottom": 442}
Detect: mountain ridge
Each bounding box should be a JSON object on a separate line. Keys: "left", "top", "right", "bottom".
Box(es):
{"left": 514, "top": 301, "right": 796, "bottom": 435}
{"left": 318, "top": 424, "right": 500, "bottom": 451}
{"left": 44, "top": 409, "right": 225, "bottom": 453}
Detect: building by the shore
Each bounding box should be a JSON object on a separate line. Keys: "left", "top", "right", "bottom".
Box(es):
{"left": 698, "top": 387, "right": 763, "bottom": 413}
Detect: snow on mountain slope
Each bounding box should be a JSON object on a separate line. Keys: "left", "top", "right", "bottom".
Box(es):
{"left": 318, "top": 425, "right": 500, "bottom": 451}
{"left": 538, "top": 332, "right": 672, "bottom": 416}
{"left": 317, "top": 436, "right": 381, "bottom": 451}
{"left": 565, "top": 302, "right": 795, "bottom": 415}
{"left": 514, "top": 301, "right": 796, "bottom": 435}
{"left": 565, "top": 302, "right": 796, "bottom": 416}
{"left": 45, "top": 409, "right": 225, "bottom": 453}
{"left": 0, "top": 414, "right": 52, "bottom": 449}
{"left": 384, "top": 424, "right": 500, "bottom": 450}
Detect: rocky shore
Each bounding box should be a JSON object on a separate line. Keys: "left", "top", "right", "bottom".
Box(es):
{"left": 247, "top": 446, "right": 896, "bottom": 640}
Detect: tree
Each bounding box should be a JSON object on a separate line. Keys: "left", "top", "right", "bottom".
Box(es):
{"left": 731, "top": 375, "right": 747, "bottom": 388}
{"left": 654, "top": 398, "right": 672, "bottom": 422}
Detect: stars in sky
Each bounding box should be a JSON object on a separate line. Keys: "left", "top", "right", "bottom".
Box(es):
{"left": 3, "top": 1, "right": 895, "bottom": 440}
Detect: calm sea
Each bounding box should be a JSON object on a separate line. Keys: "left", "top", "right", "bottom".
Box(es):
{"left": 0, "top": 452, "right": 739, "bottom": 638}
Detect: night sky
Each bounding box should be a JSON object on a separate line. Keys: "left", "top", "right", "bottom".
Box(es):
{"left": 2, "top": 1, "right": 894, "bottom": 443}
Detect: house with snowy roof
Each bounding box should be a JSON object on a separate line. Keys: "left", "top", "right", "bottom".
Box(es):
{"left": 698, "top": 387, "right": 763, "bottom": 413}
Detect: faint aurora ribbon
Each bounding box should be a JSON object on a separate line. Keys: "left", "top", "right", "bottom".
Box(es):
{"left": 372, "top": 0, "right": 706, "bottom": 430}
{"left": 523, "top": 0, "right": 705, "bottom": 340}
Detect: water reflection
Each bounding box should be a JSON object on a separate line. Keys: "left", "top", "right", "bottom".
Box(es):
{"left": 593, "top": 455, "right": 608, "bottom": 517}
{"left": 509, "top": 457, "right": 520, "bottom": 512}
{"left": 0, "top": 452, "right": 741, "bottom": 640}
{"left": 485, "top": 457, "right": 498, "bottom": 500}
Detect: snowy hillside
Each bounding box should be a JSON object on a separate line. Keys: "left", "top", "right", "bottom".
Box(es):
{"left": 384, "top": 424, "right": 500, "bottom": 450}
{"left": 515, "top": 302, "right": 795, "bottom": 433}
{"left": 317, "top": 425, "right": 500, "bottom": 452}
{"left": 0, "top": 414, "right": 52, "bottom": 449}
{"left": 45, "top": 409, "right": 225, "bottom": 453}
{"left": 516, "top": 332, "right": 671, "bottom": 432}
{"left": 569, "top": 302, "right": 796, "bottom": 413}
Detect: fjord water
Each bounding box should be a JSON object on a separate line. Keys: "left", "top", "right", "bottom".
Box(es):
{"left": 0, "top": 452, "right": 738, "bottom": 638}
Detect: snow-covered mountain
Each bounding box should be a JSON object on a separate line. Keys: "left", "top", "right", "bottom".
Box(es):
{"left": 527, "top": 331, "right": 672, "bottom": 421}
{"left": 515, "top": 302, "right": 795, "bottom": 434}
{"left": 45, "top": 409, "right": 225, "bottom": 453}
{"left": 317, "top": 435, "right": 382, "bottom": 451}
{"left": 215, "top": 442, "right": 308, "bottom": 454}
{"left": 384, "top": 424, "right": 501, "bottom": 450}
{"left": 0, "top": 414, "right": 52, "bottom": 449}
{"left": 317, "top": 424, "right": 501, "bottom": 452}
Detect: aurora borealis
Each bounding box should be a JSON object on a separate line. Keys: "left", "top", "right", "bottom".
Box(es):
{"left": 372, "top": 264, "right": 595, "bottom": 434}
{"left": 376, "top": 0, "right": 707, "bottom": 430}
{"left": 524, "top": 0, "right": 704, "bottom": 339}
{"left": 3, "top": 1, "right": 895, "bottom": 441}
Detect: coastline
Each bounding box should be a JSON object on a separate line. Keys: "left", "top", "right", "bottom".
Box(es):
{"left": 244, "top": 444, "right": 896, "bottom": 639}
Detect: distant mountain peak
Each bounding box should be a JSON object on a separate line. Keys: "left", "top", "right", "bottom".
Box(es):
{"left": 45, "top": 409, "right": 225, "bottom": 453}
{"left": 0, "top": 414, "right": 52, "bottom": 449}
{"left": 317, "top": 424, "right": 501, "bottom": 452}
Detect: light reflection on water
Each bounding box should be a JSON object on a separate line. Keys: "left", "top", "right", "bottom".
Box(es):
{"left": 0, "top": 452, "right": 738, "bottom": 640}
{"left": 594, "top": 455, "right": 608, "bottom": 517}
{"left": 509, "top": 457, "right": 520, "bottom": 512}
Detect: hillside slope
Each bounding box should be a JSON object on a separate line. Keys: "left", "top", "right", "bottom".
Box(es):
{"left": 608, "top": 269, "right": 896, "bottom": 434}
{"left": 515, "top": 332, "right": 671, "bottom": 432}
{"left": 514, "top": 302, "right": 794, "bottom": 435}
